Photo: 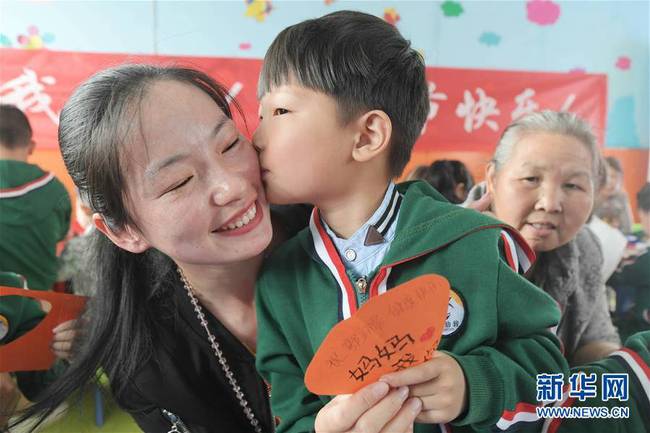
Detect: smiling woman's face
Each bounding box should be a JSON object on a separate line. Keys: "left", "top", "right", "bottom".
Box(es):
{"left": 116, "top": 79, "right": 273, "bottom": 268}
{"left": 487, "top": 132, "right": 596, "bottom": 253}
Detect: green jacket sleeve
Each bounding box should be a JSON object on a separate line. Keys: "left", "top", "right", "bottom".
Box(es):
{"left": 545, "top": 331, "right": 650, "bottom": 433}
{"left": 256, "top": 274, "right": 324, "bottom": 433}
{"left": 449, "top": 257, "right": 569, "bottom": 431}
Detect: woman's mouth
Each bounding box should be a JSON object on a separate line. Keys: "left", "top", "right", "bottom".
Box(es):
{"left": 214, "top": 201, "right": 263, "bottom": 236}
{"left": 526, "top": 222, "right": 557, "bottom": 236}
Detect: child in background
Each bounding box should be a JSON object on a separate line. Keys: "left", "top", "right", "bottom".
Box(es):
{"left": 608, "top": 183, "right": 650, "bottom": 341}
{"left": 254, "top": 11, "right": 568, "bottom": 433}
{"left": 408, "top": 160, "right": 475, "bottom": 204}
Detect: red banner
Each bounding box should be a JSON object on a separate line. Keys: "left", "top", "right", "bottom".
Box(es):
{"left": 0, "top": 48, "right": 606, "bottom": 152}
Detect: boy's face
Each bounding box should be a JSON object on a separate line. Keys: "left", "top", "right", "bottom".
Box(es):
{"left": 254, "top": 83, "right": 358, "bottom": 206}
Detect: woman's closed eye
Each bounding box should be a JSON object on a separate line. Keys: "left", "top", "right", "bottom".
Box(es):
{"left": 223, "top": 138, "right": 239, "bottom": 153}
{"left": 164, "top": 176, "right": 193, "bottom": 195}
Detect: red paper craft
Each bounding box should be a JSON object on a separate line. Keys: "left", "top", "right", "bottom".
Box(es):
{"left": 305, "top": 274, "right": 450, "bottom": 395}
{"left": 0, "top": 286, "right": 87, "bottom": 372}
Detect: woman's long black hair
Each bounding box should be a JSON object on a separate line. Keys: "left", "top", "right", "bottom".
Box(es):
{"left": 14, "top": 64, "right": 240, "bottom": 430}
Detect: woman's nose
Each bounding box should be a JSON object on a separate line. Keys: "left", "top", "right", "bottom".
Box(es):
{"left": 210, "top": 168, "right": 248, "bottom": 207}
{"left": 535, "top": 185, "right": 563, "bottom": 213}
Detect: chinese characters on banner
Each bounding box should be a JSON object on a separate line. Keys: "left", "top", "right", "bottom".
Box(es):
{"left": 0, "top": 48, "right": 606, "bottom": 152}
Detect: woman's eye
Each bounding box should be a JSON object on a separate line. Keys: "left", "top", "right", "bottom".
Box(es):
{"left": 223, "top": 138, "right": 239, "bottom": 153}
{"left": 521, "top": 176, "right": 539, "bottom": 184}
{"left": 273, "top": 108, "right": 289, "bottom": 116}
{"left": 565, "top": 183, "right": 583, "bottom": 191}
{"left": 166, "top": 176, "right": 192, "bottom": 194}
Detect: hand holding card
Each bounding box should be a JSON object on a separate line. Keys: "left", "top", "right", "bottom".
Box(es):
{"left": 305, "top": 274, "right": 450, "bottom": 395}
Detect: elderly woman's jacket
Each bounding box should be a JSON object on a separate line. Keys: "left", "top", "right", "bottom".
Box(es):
{"left": 531, "top": 226, "right": 621, "bottom": 362}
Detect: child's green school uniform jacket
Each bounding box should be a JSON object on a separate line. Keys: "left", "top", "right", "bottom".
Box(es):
{"left": 256, "top": 181, "right": 569, "bottom": 433}
{"left": 543, "top": 331, "right": 650, "bottom": 433}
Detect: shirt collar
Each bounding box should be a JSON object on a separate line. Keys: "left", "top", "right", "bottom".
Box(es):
{"left": 322, "top": 182, "right": 402, "bottom": 247}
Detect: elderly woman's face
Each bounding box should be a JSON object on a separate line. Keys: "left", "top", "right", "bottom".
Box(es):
{"left": 487, "top": 133, "right": 595, "bottom": 253}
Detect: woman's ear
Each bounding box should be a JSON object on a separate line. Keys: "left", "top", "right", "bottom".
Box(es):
{"left": 351, "top": 110, "right": 392, "bottom": 163}
{"left": 485, "top": 162, "right": 497, "bottom": 195}
{"left": 92, "top": 213, "right": 150, "bottom": 253}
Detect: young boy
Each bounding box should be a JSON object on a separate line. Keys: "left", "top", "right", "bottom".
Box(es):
{"left": 254, "top": 11, "right": 568, "bottom": 433}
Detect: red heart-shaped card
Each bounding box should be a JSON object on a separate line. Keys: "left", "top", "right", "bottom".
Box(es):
{"left": 305, "top": 274, "right": 449, "bottom": 395}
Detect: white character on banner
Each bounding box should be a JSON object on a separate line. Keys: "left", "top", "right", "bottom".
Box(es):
{"left": 421, "top": 81, "right": 448, "bottom": 134}
{"left": 226, "top": 81, "right": 243, "bottom": 104}
{"left": 560, "top": 93, "right": 576, "bottom": 112}
{"left": 0, "top": 68, "right": 59, "bottom": 125}
{"left": 455, "top": 87, "right": 500, "bottom": 133}
{"left": 511, "top": 88, "right": 539, "bottom": 120}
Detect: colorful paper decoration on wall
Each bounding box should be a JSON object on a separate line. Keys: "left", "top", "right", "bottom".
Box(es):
{"left": 384, "top": 8, "right": 400, "bottom": 26}
{"left": 17, "top": 26, "right": 55, "bottom": 50}
{"left": 479, "top": 32, "right": 501, "bottom": 46}
{"left": 0, "top": 34, "right": 11, "bottom": 47}
{"left": 244, "top": 0, "right": 272, "bottom": 22}
{"left": 305, "top": 274, "right": 450, "bottom": 395}
{"left": 616, "top": 56, "right": 632, "bottom": 71}
{"left": 526, "top": 0, "right": 560, "bottom": 26}
{"left": 441, "top": 1, "right": 464, "bottom": 18}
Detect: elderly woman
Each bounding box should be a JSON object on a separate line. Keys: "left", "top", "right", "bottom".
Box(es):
{"left": 483, "top": 111, "right": 620, "bottom": 365}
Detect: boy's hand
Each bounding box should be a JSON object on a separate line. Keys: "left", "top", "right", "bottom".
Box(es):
{"left": 380, "top": 351, "right": 467, "bottom": 424}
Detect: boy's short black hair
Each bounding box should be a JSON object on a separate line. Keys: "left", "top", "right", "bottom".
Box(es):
{"left": 258, "top": 10, "right": 429, "bottom": 177}
{"left": 0, "top": 104, "right": 33, "bottom": 149}
{"left": 638, "top": 183, "right": 650, "bottom": 212}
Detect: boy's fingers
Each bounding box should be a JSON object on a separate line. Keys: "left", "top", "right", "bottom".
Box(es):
{"left": 378, "top": 397, "right": 422, "bottom": 433}
{"left": 380, "top": 359, "right": 443, "bottom": 387}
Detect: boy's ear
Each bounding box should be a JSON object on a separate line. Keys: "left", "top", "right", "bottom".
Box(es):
{"left": 27, "top": 140, "right": 36, "bottom": 156}
{"left": 351, "top": 110, "right": 392, "bottom": 163}
{"left": 92, "top": 213, "right": 150, "bottom": 254}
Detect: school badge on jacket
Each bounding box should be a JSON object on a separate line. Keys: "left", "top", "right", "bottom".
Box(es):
{"left": 443, "top": 290, "right": 465, "bottom": 336}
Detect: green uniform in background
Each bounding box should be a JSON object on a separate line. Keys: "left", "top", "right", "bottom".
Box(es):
{"left": 0, "top": 160, "right": 71, "bottom": 291}
{"left": 609, "top": 250, "right": 650, "bottom": 342}
{"left": 543, "top": 331, "right": 650, "bottom": 433}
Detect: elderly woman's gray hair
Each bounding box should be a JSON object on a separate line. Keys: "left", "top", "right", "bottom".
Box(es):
{"left": 492, "top": 110, "right": 602, "bottom": 185}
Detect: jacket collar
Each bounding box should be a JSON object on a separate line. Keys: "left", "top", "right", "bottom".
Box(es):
{"left": 299, "top": 180, "right": 507, "bottom": 266}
